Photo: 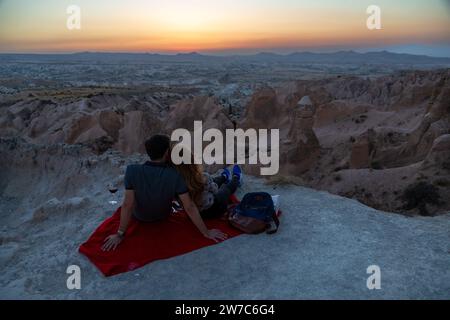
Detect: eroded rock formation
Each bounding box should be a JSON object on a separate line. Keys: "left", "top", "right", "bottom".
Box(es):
{"left": 1, "top": 69, "right": 449, "bottom": 215}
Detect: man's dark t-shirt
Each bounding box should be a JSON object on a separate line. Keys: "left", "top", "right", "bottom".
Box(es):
{"left": 124, "top": 161, "right": 188, "bottom": 222}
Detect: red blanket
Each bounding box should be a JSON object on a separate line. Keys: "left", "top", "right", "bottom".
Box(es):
{"left": 79, "top": 203, "right": 242, "bottom": 277}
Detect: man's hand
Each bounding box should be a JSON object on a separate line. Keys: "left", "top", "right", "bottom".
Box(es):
{"left": 102, "top": 234, "right": 123, "bottom": 251}
{"left": 204, "top": 229, "right": 228, "bottom": 242}
{"left": 101, "top": 190, "right": 134, "bottom": 252}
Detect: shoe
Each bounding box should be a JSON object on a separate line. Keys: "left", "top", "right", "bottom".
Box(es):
{"left": 232, "top": 165, "right": 243, "bottom": 186}
{"left": 221, "top": 167, "right": 231, "bottom": 183}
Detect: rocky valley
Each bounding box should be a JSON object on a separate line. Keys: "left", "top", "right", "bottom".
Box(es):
{"left": 1, "top": 60, "right": 449, "bottom": 216}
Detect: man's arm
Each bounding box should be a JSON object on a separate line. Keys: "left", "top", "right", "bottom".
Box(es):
{"left": 102, "top": 190, "right": 135, "bottom": 251}
{"left": 178, "top": 192, "right": 228, "bottom": 242}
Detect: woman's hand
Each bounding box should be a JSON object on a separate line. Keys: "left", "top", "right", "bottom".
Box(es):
{"left": 102, "top": 234, "right": 123, "bottom": 251}
{"left": 204, "top": 229, "right": 228, "bottom": 242}
{"left": 178, "top": 193, "right": 228, "bottom": 242}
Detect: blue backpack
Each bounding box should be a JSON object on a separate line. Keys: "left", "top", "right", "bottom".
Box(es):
{"left": 229, "top": 192, "right": 279, "bottom": 234}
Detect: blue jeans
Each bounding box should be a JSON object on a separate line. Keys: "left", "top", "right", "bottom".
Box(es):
{"left": 200, "top": 175, "right": 239, "bottom": 219}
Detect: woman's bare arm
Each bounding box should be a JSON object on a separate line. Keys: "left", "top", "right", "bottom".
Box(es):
{"left": 178, "top": 192, "right": 228, "bottom": 242}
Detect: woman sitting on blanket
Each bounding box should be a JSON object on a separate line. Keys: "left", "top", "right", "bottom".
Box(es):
{"left": 170, "top": 147, "right": 242, "bottom": 219}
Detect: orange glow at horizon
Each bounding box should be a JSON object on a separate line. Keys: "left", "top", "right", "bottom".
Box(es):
{"left": 0, "top": 0, "right": 449, "bottom": 53}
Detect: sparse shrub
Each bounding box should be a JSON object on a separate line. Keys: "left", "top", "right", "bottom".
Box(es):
{"left": 359, "top": 114, "right": 367, "bottom": 123}
{"left": 85, "top": 136, "right": 115, "bottom": 155}
{"left": 416, "top": 173, "right": 427, "bottom": 180}
{"left": 442, "top": 161, "right": 450, "bottom": 171}
{"left": 265, "top": 175, "right": 303, "bottom": 186}
{"left": 370, "top": 160, "right": 382, "bottom": 170}
{"left": 434, "top": 178, "right": 450, "bottom": 187}
{"left": 402, "top": 182, "right": 441, "bottom": 216}
{"left": 333, "top": 166, "right": 344, "bottom": 172}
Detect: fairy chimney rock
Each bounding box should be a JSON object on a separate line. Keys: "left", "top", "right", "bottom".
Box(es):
{"left": 282, "top": 95, "right": 320, "bottom": 174}
{"left": 288, "top": 96, "right": 317, "bottom": 140}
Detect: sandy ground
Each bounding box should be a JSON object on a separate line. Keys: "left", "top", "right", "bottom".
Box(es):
{"left": 1, "top": 167, "right": 449, "bottom": 299}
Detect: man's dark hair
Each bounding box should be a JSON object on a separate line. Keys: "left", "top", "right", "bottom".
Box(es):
{"left": 145, "top": 134, "right": 170, "bottom": 160}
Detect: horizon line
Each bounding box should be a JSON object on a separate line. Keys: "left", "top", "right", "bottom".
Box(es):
{"left": 1, "top": 49, "right": 450, "bottom": 59}
{"left": 2, "top": 49, "right": 378, "bottom": 55}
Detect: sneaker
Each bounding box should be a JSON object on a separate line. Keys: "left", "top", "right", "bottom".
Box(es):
{"left": 232, "top": 165, "right": 243, "bottom": 186}
{"left": 221, "top": 167, "right": 231, "bottom": 183}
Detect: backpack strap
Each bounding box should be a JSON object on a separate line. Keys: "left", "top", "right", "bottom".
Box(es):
{"left": 265, "top": 210, "right": 280, "bottom": 234}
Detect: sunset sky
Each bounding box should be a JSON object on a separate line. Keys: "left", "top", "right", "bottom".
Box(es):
{"left": 0, "top": 0, "right": 449, "bottom": 55}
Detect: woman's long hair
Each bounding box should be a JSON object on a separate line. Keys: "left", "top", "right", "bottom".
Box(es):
{"left": 169, "top": 143, "right": 205, "bottom": 208}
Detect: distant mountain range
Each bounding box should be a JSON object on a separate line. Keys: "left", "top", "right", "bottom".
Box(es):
{"left": 1, "top": 50, "right": 450, "bottom": 65}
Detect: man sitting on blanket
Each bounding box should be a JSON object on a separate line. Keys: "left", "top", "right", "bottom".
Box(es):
{"left": 102, "top": 134, "right": 228, "bottom": 251}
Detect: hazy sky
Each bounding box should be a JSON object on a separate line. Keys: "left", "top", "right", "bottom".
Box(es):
{"left": 0, "top": 0, "right": 449, "bottom": 54}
